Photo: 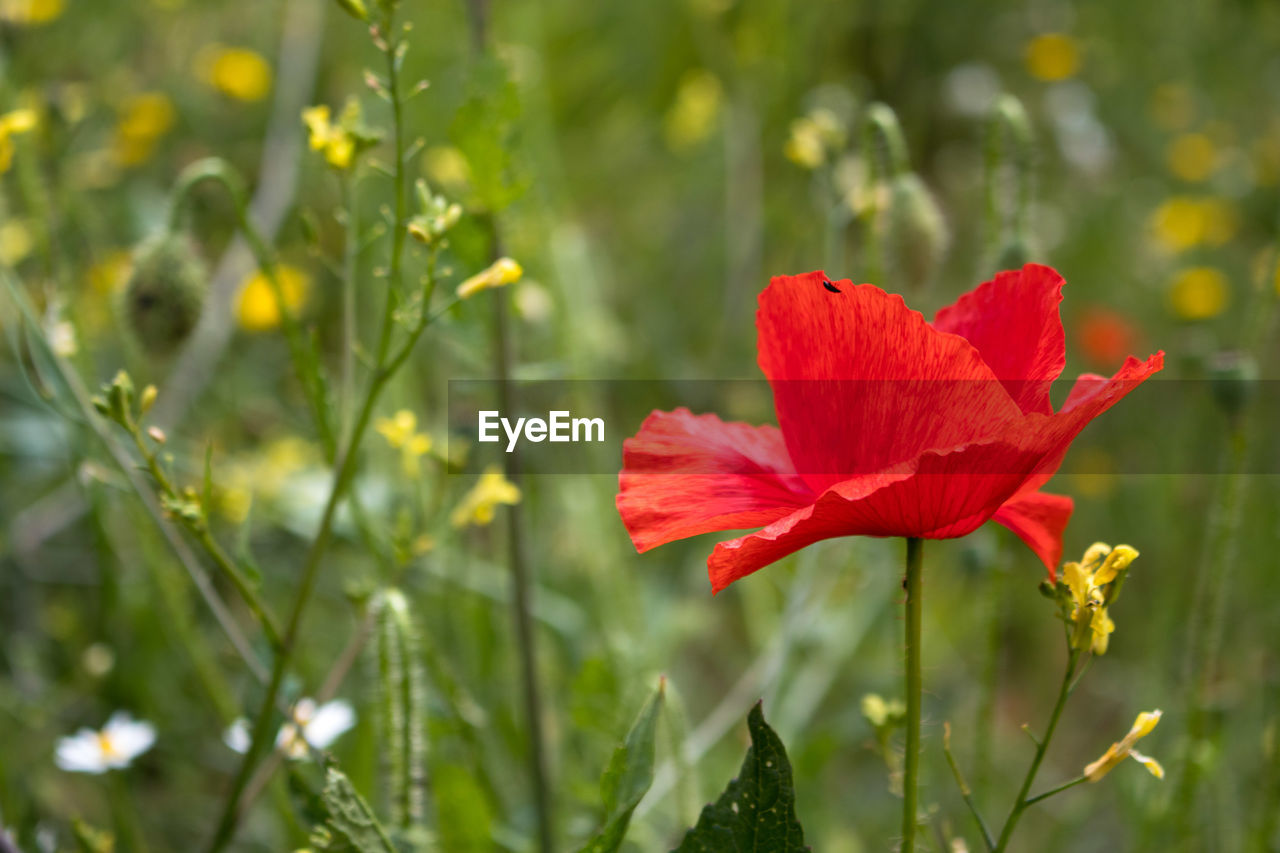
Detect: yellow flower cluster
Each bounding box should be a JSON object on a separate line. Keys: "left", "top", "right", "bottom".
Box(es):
{"left": 0, "top": 109, "right": 38, "bottom": 173}
{"left": 1064, "top": 542, "right": 1138, "bottom": 655}
{"left": 450, "top": 466, "right": 520, "bottom": 527}
{"left": 1167, "top": 132, "right": 1218, "bottom": 183}
{"left": 302, "top": 105, "right": 357, "bottom": 171}
{"left": 1084, "top": 710, "right": 1164, "bottom": 782}
{"left": 663, "top": 69, "right": 723, "bottom": 151}
{"left": 375, "top": 410, "right": 433, "bottom": 477}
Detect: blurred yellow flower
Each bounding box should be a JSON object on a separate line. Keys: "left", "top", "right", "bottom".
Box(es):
{"left": 375, "top": 409, "right": 433, "bottom": 477}
{"left": 663, "top": 69, "right": 723, "bottom": 151}
{"left": 302, "top": 105, "right": 356, "bottom": 170}
{"left": 0, "top": 108, "right": 38, "bottom": 173}
{"left": 1149, "top": 84, "right": 1195, "bottom": 132}
{"left": 450, "top": 465, "right": 520, "bottom": 527}
{"left": 0, "top": 0, "right": 64, "bottom": 24}
{"left": 784, "top": 108, "right": 842, "bottom": 170}
{"left": 113, "top": 92, "right": 176, "bottom": 167}
{"left": 198, "top": 45, "right": 273, "bottom": 102}
{"left": 0, "top": 220, "right": 34, "bottom": 266}
{"left": 236, "top": 265, "right": 310, "bottom": 332}
{"left": 1025, "top": 34, "right": 1080, "bottom": 82}
{"left": 457, "top": 257, "right": 523, "bottom": 300}
{"left": 1168, "top": 266, "right": 1229, "bottom": 320}
{"left": 1084, "top": 710, "right": 1164, "bottom": 782}
{"left": 1167, "top": 132, "right": 1218, "bottom": 183}
{"left": 1150, "top": 196, "right": 1238, "bottom": 252}
{"left": 423, "top": 146, "right": 471, "bottom": 190}
{"left": 88, "top": 250, "right": 133, "bottom": 294}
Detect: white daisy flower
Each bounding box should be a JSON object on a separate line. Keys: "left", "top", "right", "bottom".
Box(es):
{"left": 55, "top": 712, "right": 156, "bottom": 774}
{"left": 223, "top": 698, "right": 355, "bottom": 760}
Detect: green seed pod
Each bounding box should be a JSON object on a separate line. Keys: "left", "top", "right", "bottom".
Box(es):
{"left": 122, "top": 234, "right": 207, "bottom": 355}
{"left": 880, "top": 173, "right": 950, "bottom": 293}
{"left": 989, "top": 233, "right": 1035, "bottom": 273}
{"left": 334, "top": 0, "right": 369, "bottom": 20}
{"left": 370, "top": 588, "right": 427, "bottom": 830}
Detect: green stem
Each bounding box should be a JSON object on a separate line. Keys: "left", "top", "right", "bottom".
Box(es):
{"left": 1023, "top": 775, "right": 1086, "bottom": 807}
{"left": 106, "top": 772, "right": 151, "bottom": 853}
{"left": 126, "top": 426, "right": 283, "bottom": 649}
{"left": 902, "top": 536, "right": 924, "bottom": 851}
{"left": 983, "top": 94, "right": 1034, "bottom": 255}
{"left": 204, "top": 17, "right": 419, "bottom": 850}
{"left": 993, "top": 648, "right": 1082, "bottom": 852}
{"left": 942, "top": 721, "right": 995, "bottom": 851}
{"left": 340, "top": 172, "right": 359, "bottom": 445}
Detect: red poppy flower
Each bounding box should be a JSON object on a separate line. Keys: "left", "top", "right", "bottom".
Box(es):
{"left": 617, "top": 264, "right": 1163, "bottom": 593}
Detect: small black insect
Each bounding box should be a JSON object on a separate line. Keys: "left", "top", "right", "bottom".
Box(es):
{"left": 822, "top": 278, "right": 841, "bottom": 293}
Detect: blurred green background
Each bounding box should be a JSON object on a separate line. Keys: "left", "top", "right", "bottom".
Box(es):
{"left": 2, "top": 0, "right": 1279, "bottom": 850}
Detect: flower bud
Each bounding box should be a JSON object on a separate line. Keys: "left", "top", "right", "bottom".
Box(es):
{"left": 880, "top": 173, "right": 950, "bottom": 293}
{"left": 456, "top": 257, "right": 523, "bottom": 300}
{"left": 139, "top": 384, "right": 158, "bottom": 415}
{"left": 122, "top": 234, "right": 207, "bottom": 355}
{"left": 334, "top": 0, "right": 369, "bottom": 20}
{"left": 106, "top": 369, "right": 134, "bottom": 426}
{"left": 1207, "top": 350, "right": 1258, "bottom": 421}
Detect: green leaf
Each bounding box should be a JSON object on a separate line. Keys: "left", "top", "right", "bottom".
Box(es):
{"left": 433, "top": 763, "right": 495, "bottom": 852}
{"left": 315, "top": 767, "right": 397, "bottom": 853}
{"left": 449, "top": 56, "right": 528, "bottom": 212}
{"left": 673, "top": 702, "right": 808, "bottom": 853}
{"left": 577, "top": 679, "right": 666, "bottom": 853}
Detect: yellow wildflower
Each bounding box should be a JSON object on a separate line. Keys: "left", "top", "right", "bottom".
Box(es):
{"left": 88, "top": 250, "right": 133, "bottom": 294}
{"left": 1084, "top": 710, "right": 1164, "bottom": 782}
{"left": 1150, "top": 197, "right": 1238, "bottom": 253}
{"left": 1168, "top": 266, "right": 1228, "bottom": 321}
{"left": 450, "top": 465, "right": 520, "bottom": 527}
{"left": 784, "top": 108, "right": 843, "bottom": 170}
{"left": 1025, "top": 34, "right": 1080, "bottom": 82}
{"left": 236, "top": 265, "right": 310, "bottom": 332}
{"left": 198, "top": 45, "right": 273, "bottom": 102}
{"left": 1167, "top": 132, "right": 1218, "bottom": 183}
{"left": 302, "top": 105, "right": 358, "bottom": 170}
{"left": 1062, "top": 542, "right": 1138, "bottom": 655}
{"left": 0, "top": 108, "right": 38, "bottom": 173}
{"left": 375, "top": 410, "right": 433, "bottom": 477}
{"left": 113, "top": 93, "right": 176, "bottom": 167}
{"left": 0, "top": 0, "right": 65, "bottom": 25}
{"left": 663, "top": 69, "right": 723, "bottom": 151}
{"left": 0, "top": 220, "right": 34, "bottom": 266}
{"left": 457, "top": 257, "right": 523, "bottom": 300}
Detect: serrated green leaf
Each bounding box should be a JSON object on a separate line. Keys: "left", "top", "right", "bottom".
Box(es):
{"left": 317, "top": 767, "right": 396, "bottom": 853}
{"left": 673, "top": 702, "right": 808, "bottom": 853}
{"left": 577, "top": 680, "right": 666, "bottom": 853}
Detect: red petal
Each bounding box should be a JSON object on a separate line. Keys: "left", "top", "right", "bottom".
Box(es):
{"left": 706, "top": 351, "right": 1163, "bottom": 591}
{"left": 756, "top": 272, "right": 1021, "bottom": 494}
{"left": 993, "top": 490, "right": 1074, "bottom": 579}
{"left": 932, "top": 264, "right": 1066, "bottom": 415}
{"left": 617, "top": 408, "right": 813, "bottom": 552}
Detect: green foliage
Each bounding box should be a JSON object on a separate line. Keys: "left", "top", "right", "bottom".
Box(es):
{"left": 431, "top": 763, "right": 495, "bottom": 853}
{"left": 674, "top": 703, "right": 808, "bottom": 853}
{"left": 449, "top": 56, "right": 527, "bottom": 212}
{"left": 370, "top": 588, "right": 428, "bottom": 830}
{"left": 576, "top": 680, "right": 665, "bottom": 853}
{"left": 311, "top": 767, "right": 397, "bottom": 853}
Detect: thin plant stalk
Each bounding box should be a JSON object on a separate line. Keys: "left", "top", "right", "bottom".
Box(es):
{"left": 204, "top": 11, "right": 421, "bottom": 849}
{"left": 902, "top": 536, "right": 924, "bottom": 851}
{"left": 993, "top": 648, "right": 1083, "bottom": 851}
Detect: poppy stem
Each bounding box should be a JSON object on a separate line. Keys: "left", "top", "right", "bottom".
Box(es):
{"left": 902, "top": 536, "right": 924, "bottom": 851}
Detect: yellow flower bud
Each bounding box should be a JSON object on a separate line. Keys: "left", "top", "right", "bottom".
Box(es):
{"left": 456, "top": 258, "right": 523, "bottom": 300}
